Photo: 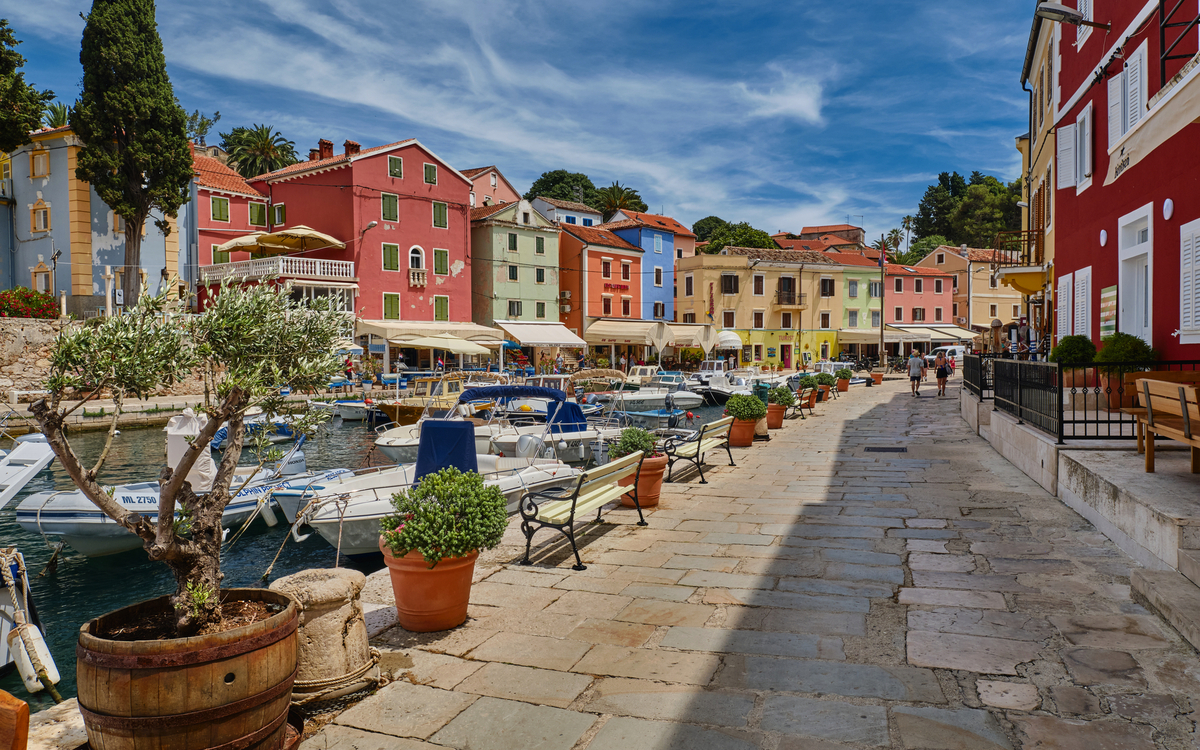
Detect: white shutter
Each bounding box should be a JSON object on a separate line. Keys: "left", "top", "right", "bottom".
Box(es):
{"left": 1126, "top": 48, "right": 1144, "bottom": 131}
{"left": 1057, "top": 272, "right": 1073, "bottom": 338}
{"left": 1182, "top": 220, "right": 1200, "bottom": 332}
{"left": 1076, "top": 105, "right": 1092, "bottom": 179}
{"left": 1108, "top": 71, "right": 1125, "bottom": 148}
{"left": 1057, "top": 123, "right": 1077, "bottom": 189}
{"left": 1074, "top": 267, "right": 1091, "bottom": 337}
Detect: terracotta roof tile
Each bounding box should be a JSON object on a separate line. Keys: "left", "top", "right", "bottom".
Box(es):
{"left": 461, "top": 166, "right": 497, "bottom": 179}
{"left": 800, "top": 224, "right": 862, "bottom": 234}
{"left": 613, "top": 210, "right": 696, "bottom": 238}
{"left": 469, "top": 203, "right": 511, "bottom": 221}
{"left": 597, "top": 218, "right": 641, "bottom": 231}
{"left": 535, "top": 196, "right": 600, "bottom": 214}
{"left": 193, "top": 154, "right": 265, "bottom": 198}
{"left": 775, "top": 236, "right": 833, "bottom": 252}
{"left": 560, "top": 225, "right": 642, "bottom": 252}
{"left": 886, "top": 263, "right": 954, "bottom": 276}
{"left": 724, "top": 247, "right": 838, "bottom": 264}
{"left": 825, "top": 252, "right": 879, "bottom": 267}
{"left": 251, "top": 139, "right": 416, "bottom": 181}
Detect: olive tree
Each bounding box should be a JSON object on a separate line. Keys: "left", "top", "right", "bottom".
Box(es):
{"left": 30, "top": 279, "right": 344, "bottom": 634}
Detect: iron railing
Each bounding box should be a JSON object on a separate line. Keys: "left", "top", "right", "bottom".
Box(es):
{"left": 963, "top": 353, "right": 1002, "bottom": 400}
{"left": 994, "top": 359, "right": 1061, "bottom": 439}
{"left": 1160, "top": 0, "right": 1200, "bottom": 88}
{"left": 991, "top": 230, "right": 1042, "bottom": 268}
{"left": 774, "top": 290, "right": 807, "bottom": 306}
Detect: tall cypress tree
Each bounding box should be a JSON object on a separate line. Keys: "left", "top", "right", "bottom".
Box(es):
{"left": 71, "top": 0, "right": 192, "bottom": 305}
{"left": 0, "top": 20, "right": 54, "bottom": 153}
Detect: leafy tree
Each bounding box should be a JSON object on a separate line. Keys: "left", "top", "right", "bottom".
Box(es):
{"left": 595, "top": 181, "right": 648, "bottom": 221}
{"left": 913, "top": 171, "right": 968, "bottom": 240}
{"left": 912, "top": 171, "right": 1020, "bottom": 247}
{"left": 900, "top": 234, "right": 949, "bottom": 265}
{"left": 692, "top": 216, "right": 728, "bottom": 241}
{"left": 703, "top": 222, "right": 778, "bottom": 254}
{"left": 31, "top": 280, "right": 344, "bottom": 634}
{"left": 523, "top": 170, "right": 601, "bottom": 210}
{"left": 0, "top": 20, "right": 54, "bottom": 152}
{"left": 186, "top": 109, "right": 220, "bottom": 144}
{"left": 43, "top": 102, "right": 69, "bottom": 128}
{"left": 71, "top": 0, "right": 193, "bottom": 308}
{"left": 219, "top": 124, "right": 297, "bottom": 178}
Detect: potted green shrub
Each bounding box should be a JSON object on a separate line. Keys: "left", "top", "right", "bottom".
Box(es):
{"left": 1093, "top": 332, "right": 1158, "bottom": 411}
{"left": 1049, "top": 334, "right": 1096, "bottom": 388}
{"left": 726, "top": 393, "right": 767, "bottom": 446}
{"left": 597, "top": 357, "right": 610, "bottom": 369}
{"left": 835, "top": 367, "right": 853, "bottom": 392}
{"left": 796, "top": 375, "right": 818, "bottom": 407}
{"left": 766, "top": 386, "right": 795, "bottom": 429}
{"left": 815, "top": 372, "right": 837, "bottom": 401}
{"left": 379, "top": 467, "right": 508, "bottom": 632}
{"left": 608, "top": 427, "right": 666, "bottom": 506}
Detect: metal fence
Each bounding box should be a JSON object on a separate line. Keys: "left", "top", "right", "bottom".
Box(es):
{"left": 962, "top": 353, "right": 1001, "bottom": 400}
{"left": 988, "top": 359, "right": 1200, "bottom": 442}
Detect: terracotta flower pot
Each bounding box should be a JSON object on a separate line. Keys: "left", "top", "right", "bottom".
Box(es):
{"left": 871, "top": 373, "right": 883, "bottom": 385}
{"left": 1061, "top": 367, "right": 1095, "bottom": 389}
{"left": 379, "top": 539, "right": 478, "bottom": 632}
{"left": 766, "top": 403, "right": 786, "bottom": 429}
{"left": 620, "top": 453, "right": 668, "bottom": 507}
{"left": 836, "top": 378, "right": 850, "bottom": 392}
{"left": 806, "top": 390, "right": 818, "bottom": 408}
{"left": 729, "top": 418, "right": 756, "bottom": 447}
{"left": 1099, "top": 373, "right": 1135, "bottom": 412}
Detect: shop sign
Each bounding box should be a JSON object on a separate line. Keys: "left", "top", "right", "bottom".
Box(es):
{"left": 603, "top": 283, "right": 630, "bottom": 291}
{"left": 1100, "top": 285, "right": 1118, "bottom": 336}
{"left": 767, "top": 347, "right": 776, "bottom": 357}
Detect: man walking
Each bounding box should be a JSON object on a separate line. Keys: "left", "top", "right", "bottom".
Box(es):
{"left": 908, "top": 349, "right": 926, "bottom": 397}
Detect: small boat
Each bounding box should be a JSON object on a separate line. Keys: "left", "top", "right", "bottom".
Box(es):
{"left": 0, "top": 434, "right": 56, "bottom": 510}
{"left": 1, "top": 547, "right": 59, "bottom": 696}
{"left": 211, "top": 410, "right": 296, "bottom": 450}
{"left": 689, "top": 359, "right": 733, "bottom": 386}
{"left": 308, "top": 399, "right": 374, "bottom": 421}
{"left": 703, "top": 373, "right": 754, "bottom": 405}
{"left": 614, "top": 408, "right": 691, "bottom": 430}
{"left": 376, "top": 374, "right": 483, "bottom": 426}
{"left": 626, "top": 365, "right": 661, "bottom": 385}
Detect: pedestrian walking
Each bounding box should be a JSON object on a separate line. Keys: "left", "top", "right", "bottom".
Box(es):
{"left": 908, "top": 349, "right": 926, "bottom": 397}
{"left": 933, "top": 350, "right": 949, "bottom": 396}
{"left": 619, "top": 353, "right": 628, "bottom": 372}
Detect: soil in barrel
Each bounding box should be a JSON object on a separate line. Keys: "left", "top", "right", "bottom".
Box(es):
{"left": 97, "top": 599, "right": 282, "bottom": 640}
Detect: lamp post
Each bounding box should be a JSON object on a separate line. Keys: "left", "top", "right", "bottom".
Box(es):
{"left": 1033, "top": 2, "right": 1110, "bottom": 29}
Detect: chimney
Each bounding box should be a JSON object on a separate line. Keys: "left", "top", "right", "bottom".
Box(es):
{"left": 343, "top": 140, "right": 361, "bottom": 156}
{"left": 308, "top": 148, "right": 320, "bottom": 162}
{"left": 317, "top": 139, "right": 334, "bottom": 160}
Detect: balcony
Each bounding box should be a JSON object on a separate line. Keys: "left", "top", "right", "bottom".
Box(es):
{"left": 773, "top": 290, "right": 807, "bottom": 308}
{"left": 992, "top": 230, "right": 1043, "bottom": 269}
{"left": 200, "top": 256, "right": 355, "bottom": 284}
{"left": 409, "top": 268, "right": 427, "bottom": 287}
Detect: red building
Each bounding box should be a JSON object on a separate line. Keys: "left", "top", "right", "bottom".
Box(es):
{"left": 884, "top": 264, "right": 956, "bottom": 327}
{"left": 221, "top": 138, "right": 475, "bottom": 325}
{"left": 1052, "top": 1, "right": 1200, "bottom": 357}
{"left": 193, "top": 150, "right": 267, "bottom": 266}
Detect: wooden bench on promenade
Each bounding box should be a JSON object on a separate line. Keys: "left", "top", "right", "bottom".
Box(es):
{"left": 788, "top": 388, "right": 815, "bottom": 420}
{"left": 519, "top": 451, "right": 647, "bottom": 570}
{"left": 1120, "top": 371, "right": 1200, "bottom": 453}
{"left": 663, "top": 416, "right": 735, "bottom": 485}
{"left": 1138, "top": 379, "right": 1200, "bottom": 473}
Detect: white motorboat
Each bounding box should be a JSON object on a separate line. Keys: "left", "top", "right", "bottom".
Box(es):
{"left": 626, "top": 365, "right": 662, "bottom": 385}
{"left": 1, "top": 547, "right": 59, "bottom": 696}
{"left": 308, "top": 399, "right": 373, "bottom": 421}
{"left": 0, "top": 434, "right": 56, "bottom": 510}
{"left": 291, "top": 454, "right": 583, "bottom": 557}
{"left": 703, "top": 373, "right": 754, "bottom": 405}
{"left": 614, "top": 408, "right": 692, "bottom": 431}
{"left": 16, "top": 451, "right": 352, "bottom": 557}
{"left": 640, "top": 374, "right": 705, "bottom": 409}
{"left": 690, "top": 359, "right": 733, "bottom": 386}
{"left": 211, "top": 411, "right": 296, "bottom": 451}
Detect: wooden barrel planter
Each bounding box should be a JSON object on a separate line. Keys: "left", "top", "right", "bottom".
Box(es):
{"left": 77, "top": 588, "right": 299, "bottom": 750}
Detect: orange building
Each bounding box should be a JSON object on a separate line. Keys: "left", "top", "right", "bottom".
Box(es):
{"left": 557, "top": 225, "right": 643, "bottom": 338}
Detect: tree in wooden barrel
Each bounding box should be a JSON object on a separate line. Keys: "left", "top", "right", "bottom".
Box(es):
{"left": 30, "top": 275, "right": 343, "bottom": 750}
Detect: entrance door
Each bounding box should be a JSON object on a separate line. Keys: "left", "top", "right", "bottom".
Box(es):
{"left": 781, "top": 344, "right": 792, "bottom": 369}
{"left": 820, "top": 341, "right": 830, "bottom": 360}
{"left": 1121, "top": 255, "right": 1151, "bottom": 343}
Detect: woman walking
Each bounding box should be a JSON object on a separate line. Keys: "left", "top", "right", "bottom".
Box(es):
{"left": 934, "top": 350, "right": 950, "bottom": 397}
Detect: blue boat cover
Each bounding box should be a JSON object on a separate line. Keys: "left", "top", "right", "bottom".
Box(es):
{"left": 414, "top": 420, "right": 478, "bottom": 482}
{"left": 457, "top": 385, "right": 567, "bottom": 404}
{"left": 548, "top": 401, "right": 588, "bottom": 434}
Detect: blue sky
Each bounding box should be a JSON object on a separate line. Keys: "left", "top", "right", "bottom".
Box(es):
{"left": 9, "top": 0, "right": 1032, "bottom": 240}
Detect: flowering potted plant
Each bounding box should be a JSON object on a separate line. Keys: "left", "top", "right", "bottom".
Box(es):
{"left": 609, "top": 427, "right": 667, "bottom": 506}
{"left": 726, "top": 393, "right": 767, "bottom": 446}
{"left": 815, "top": 372, "right": 837, "bottom": 401}
{"left": 379, "top": 467, "right": 507, "bottom": 632}
{"left": 766, "top": 386, "right": 794, "bottom": 429}
{"left": 835, "top": 367, "right": 853, "bottom": 392}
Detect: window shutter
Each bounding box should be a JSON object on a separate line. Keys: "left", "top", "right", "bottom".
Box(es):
{"left": 1107, "top": 72, "right": 1125, "bottom": 148}
{"left": 1057, "top": 273, "right": 1073, "bottom": 338}
{"left": 1076, "top": 105, "right": 1092, "bottom": 178}
{"left": 1074, "top": 268, "right": 1090, "bottom": 337}
{"left": 436, "top": 297, "right": 449, "bottom": 321}
{"left": 1126, "top": 49, "right": 1144, "bottom": 131}
{"left": 1057, "top": 123, "right": 1076, "bottom": 188}
{"left": 1182, "top": 221, "right": 1200, "bottom": 332}
{"left": 435, "top": 249, "right": 449, "bottom": 275}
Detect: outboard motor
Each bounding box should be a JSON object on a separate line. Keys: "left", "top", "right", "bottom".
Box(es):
{"left": 516, "top": 434, "right": 547, "bottom": 459}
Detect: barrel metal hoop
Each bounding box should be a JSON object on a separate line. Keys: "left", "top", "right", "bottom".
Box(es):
{"left": 78, "top": 668, "right": 296, "bottom": 730}
{"left": 78, "top": 612, "right": 298, "bottom": 669}
{"left": 207, "top": 707, "right": 289, "bottom": 750}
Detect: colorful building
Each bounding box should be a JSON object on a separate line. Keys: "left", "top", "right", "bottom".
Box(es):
{"left": 461, "top": 166, "right": 520, "bottom": 209}
{"left": 914, "top": 246, "right": 1025, "bottom": 331}
{"left": 469, "top": 199, "right": 560, "bottom": 328}
{"left": 530, "top": 197, "right": 602, "bottom": 227}
{"left": 600, "top": 215, "right": 679, "bottom": 321}
{"left": 827, "top": 252, "right": 883, "bottom": 356}
{"left": 558, "top": 224, "right": 643, "bottom": 335}
{"left": 193, "top": 150, "right": 268, "bottom": 267}
{"left": 608, "top": 210, "right": 697, "bottom": 259}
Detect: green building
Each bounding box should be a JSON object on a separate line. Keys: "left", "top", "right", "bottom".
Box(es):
{"left": 831, "top": 253, "right": 884, "bottom": 356}
{"left": 470, "top": 199, "right": 561, "bottom": 328}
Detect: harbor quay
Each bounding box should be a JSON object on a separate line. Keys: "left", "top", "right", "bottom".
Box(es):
{"left": 271, "top": 377, "right": 1200, "bottom": 750}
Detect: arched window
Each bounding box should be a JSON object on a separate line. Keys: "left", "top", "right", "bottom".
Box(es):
{"left": 409, "top": 246, "right": 424, "bottom": 269}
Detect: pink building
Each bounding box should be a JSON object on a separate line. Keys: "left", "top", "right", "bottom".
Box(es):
{"left": 885, "top": 264, "right": 955, "bottom": 328}
{"left": 193, "top": 150, "right": 267, "bottom": 266}
{"left": 461, "top": 166, "right": 521, "bottom": 208}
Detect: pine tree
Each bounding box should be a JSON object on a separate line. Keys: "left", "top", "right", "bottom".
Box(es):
{"left": 71, "top": 0, "right": 193, "bottom": 306}
{"left": 0, "top": 20, "right": 54, "bottom": 153}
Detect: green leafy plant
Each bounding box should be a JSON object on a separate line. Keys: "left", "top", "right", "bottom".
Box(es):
{"left": 1093, "top": 332, "right": 1158, "bottom": 374}
{"left": 176, "top": 579, "right": 214, "bottom": 621}
{"left": 380, "top": 468, "right": 508, "bottom": 567}
{"left": 726, "top": 393, "right": 767, "bottom": 421}
{"left": 596, "top": 357, "right": 610, "bottom": 369}
{"left": 608, "top": 427, "right": 658, "bottom": 459}
{"left": 796, "top": 375, "right": 817, "bottom": 390}
{"left": 815, "top": 372, "right": 837, "bottom": 387}
{"left": 834, "top": 368, "right": 853, "bottom": 380}
{"left": 768, "top": 386, "right": 795, "bottom": 406}
{"left": 1048, "top": 335, "right": 1096, "bottom": 368}
{"left": 0, "top": 287, "right": 57, "bottom": 318}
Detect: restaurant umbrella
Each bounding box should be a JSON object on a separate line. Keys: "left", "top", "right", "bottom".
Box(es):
{"left": 214, "top": 225, "right": 346, "bottom": 256}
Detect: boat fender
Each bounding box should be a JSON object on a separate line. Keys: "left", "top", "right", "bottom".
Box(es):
{"left": 259, "top": 498, "right": 279, "bottom": 527}
{"left": 7, "top": 623, "right": 59, "bottom": 694}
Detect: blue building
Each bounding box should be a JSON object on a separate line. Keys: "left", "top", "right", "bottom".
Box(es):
{"left": 602, "top": 211, "right": 682, "bottom": 321}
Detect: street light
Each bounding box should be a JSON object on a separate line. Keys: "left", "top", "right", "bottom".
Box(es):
{"left": 1034, "top": 2, "right": 1110, "bottom": 30}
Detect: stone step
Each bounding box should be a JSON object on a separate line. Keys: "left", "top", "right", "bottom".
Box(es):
{"left": 1179, "top": 549, "right": 1200, "bottom": 589}
{"left": 1131, "top": 568, "right": 1200, "bottom": 652}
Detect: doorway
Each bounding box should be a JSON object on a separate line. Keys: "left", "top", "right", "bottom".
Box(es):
{"left": 1118, "top": 204, "right": 1153, "bottom": 345}
{"left": 781, "top": 344, "right": 792, "bottom": 369}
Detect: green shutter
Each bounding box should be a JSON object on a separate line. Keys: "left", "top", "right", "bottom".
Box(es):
{"left": 384, "top": 294, "right": 400, "bottom": 320}
{"left": 433, "top": 202, "right": 448, "bottom": 228}
{"left": 213, "top": 246, "right": 229, "bottom": 264}
{"left": 535, "top": 236, "right": 544, "bottom": 254}
{"left": 249, "top": 203, "right": 266, "bottom": 226}
{"left": 212, "top": 197, "right": 228, "bottom": 222}
{"left": 536, "top": 302, "right": 545, "bottom": 318}
{"left": 424, "top": 164, "right": 437, "bottom": 184}
{"left": 434, "top": 249, "right": 449, "bottom": 275}
{"left": 272, "top": 204, "right": 285, "bottom": 225}
{"left": 435, "top": 296, "right": 449, "bottom": 321}
{"left": 382, "top": 194, "right": 399, "bottom": 222}
{"left": 508, "top": 233, "right": 517, "bottom": 251}
{"left": 383, "top": 244, "right": 399, "bottom": 271}
{"left": 388, "top": 156, "right": 403, "bottom": 178}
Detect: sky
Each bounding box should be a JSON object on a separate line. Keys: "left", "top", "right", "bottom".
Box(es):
{"left": 8, "top": 0, "right": 1033, "bottom": 241}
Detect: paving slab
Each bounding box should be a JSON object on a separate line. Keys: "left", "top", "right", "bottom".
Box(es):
{"left": 586, "top": 717, "right": 759, "bottom": 750}
{"left": 543, "top": 589, "right": 633, "bottom": 618}
{"left": 1050, "top": 685, "right": 1101, "bottom": 715}
{"left": 785, "top": 525, "right": 885, "bottom": 539}
{"left": 567, "top": 618, "right": 658, "bottom": 647}
{"left": 469, "top": 632, "right": 591, "bottom": 671}
{"left": 677, "top": 569, "right": 777, "bottom": 589}
{"left": 1013, "top": 715, "right": 1156, "bottom": 750}
{"left": 585, "top": 678, "right": 755, "bottom": 727}
{"left": 335, "top": 682, "right": 477, "bottom": 739}
{"left": 825, "top": 561, "right": 904, "bottom": 584}
{"left": 719, "top": 654, "right": 945, "bottom": 702}
{"left": 388, "top": 649, "right": 485, "bottom": 689}
{"left": 429, "top": 696, "right": 596, "bottom": 750}
{"left": 893, "top": 706, "right": 1013, "bottom": 750}
{"left": 660, "top": 626, "right": 845, "bottom": 660}
{"left": 907, "top": 608, "right": 1053, "bottom": 641}
{"left": 908, "top": 540, "right": 950, "bottom": 554}
{"left": 1048, "top": 614, "right": 1171, "bottom": 650}
{"left": 456, "top": 662, "right": 592, "bottom": 708}
{"left": 662, "top": 555, "right": 740, "bottom": 572}
{"left": 821, "top": 548, "right": 903, "bottom": 566}
{"left": 1106, "top": 693, "right": 1181, "bottom": 722}
{"left": 299, "top": 725, "right": 444, "bottom": 750}
{"left": 911, "top": 571, "right": 1035, "bottom": 592}
{"left": 908, "top": 553, "right": 977, "bottom": 572}
{"left": 776, "top": 577, "right": 894, "bottom": 598}
{"left": 970, "top": 542, "right": 1053, "bottom": 556}
{"left": 614, "top": 598, "right": 715, "bottom": 626}
{"left": 706, "top": 587, "right": 871, "bottom": 612}
{"left": 899, "top": 588, "right": 1007, "bottom": 609}
{"left": 987, "top": 557, "right": 1075, "bottom": 575}
{"left": 759, "top": 694, "right": 890, "bottom": 746}
{"left": 1061, "top": 647, "right": 1147, "bottom": 686}
{"left": 977, "top": 680, "right": 1040, "bottom": 710}
{"left": 572, "top": 644, "right": 722, "bottom": 684}
{"left": 907, "top": 630, "right": 1040, "bottom": 675}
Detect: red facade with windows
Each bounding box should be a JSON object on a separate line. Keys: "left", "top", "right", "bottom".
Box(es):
{"left": 557, "top": 226, "right": 644, "bottom": 334}
{"left": 248, "top": 139, "right": 473, "bottom": 322}
{"left": 884, "top": 265, "right": 955, "bottom": 325}
{"left": 1052, "top": 1, "right": 1200, "bottom": 357}
{"left": 194, "top": 152, "right": 267, "bottom": 265}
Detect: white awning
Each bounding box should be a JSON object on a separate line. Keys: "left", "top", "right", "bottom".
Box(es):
{"left": 583, "top": 320, "right": 658, "bottom": 344}
{"left": 496, "top": 321, "right": 586, "bottom": 348}
{"left": 838, "top": 327, "right": 929, "bottom": 344}
{"left": 668, "top": 324, "right": 719, "bottom": 351}
{"left": 892, "top": 325, "right": 976, "bottom": 341}
{"left": 358, "top": 319, "right": 503, "bottom": 347}
{"left": 289, "top": 279, "right": 359, "bottom": 289}
{"left": 716, "top": 330, "right": 743, "bottom": 349}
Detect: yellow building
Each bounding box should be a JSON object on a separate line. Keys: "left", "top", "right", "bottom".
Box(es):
{"left": 675, "top": 246, "right": 843, "bottom": 368}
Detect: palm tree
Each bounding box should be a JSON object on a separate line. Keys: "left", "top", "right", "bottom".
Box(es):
{"left": 886, "top": 228, "right": 903, "bottom": 255}
{"left": 901, "top": 215, "right": 915, "bottom": 254}
{"left": 221, "top": 124, "right": 298, "bottom": 178}
{"left": 43, "top": 102, "right": 69, "bottom": 128}
{"left": 595, "top": 181, "right": 642, "bottom": 222}
{"left": 872, "top": 234, "right": 892, "bottom": 262}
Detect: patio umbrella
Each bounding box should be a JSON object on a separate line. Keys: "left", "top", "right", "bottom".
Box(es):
{"left": 215, "top": 226, "right": 346, "bottom": 255}
{"left": 404, "top": 334, "right": 489, "bottom": 356}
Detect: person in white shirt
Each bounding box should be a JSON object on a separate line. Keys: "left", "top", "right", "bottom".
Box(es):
{"left": 908, "top": 350, "right": 927, "bottom": 397}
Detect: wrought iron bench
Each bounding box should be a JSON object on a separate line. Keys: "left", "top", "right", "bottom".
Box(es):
{"left": 662, "top": 416, "right": 735, "bottom": 485}
{"left": 788, "top": 388, "right": 815, "bottom": 419}
{"left": 519, "top": 451, "right": 647, "bottom": 570}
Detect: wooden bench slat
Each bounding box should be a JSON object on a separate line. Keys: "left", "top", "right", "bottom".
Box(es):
{"left": 1138, "top": 380, "right": 1200, "bottom": 474}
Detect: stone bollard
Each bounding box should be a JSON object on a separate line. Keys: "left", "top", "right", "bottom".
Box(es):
{"left": 269, "top": 568, "right": 380, "bottom": 703}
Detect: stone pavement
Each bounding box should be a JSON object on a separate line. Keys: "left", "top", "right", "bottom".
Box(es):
{"left": 307, "top": 377, "right": 1200, "bottom": 750}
